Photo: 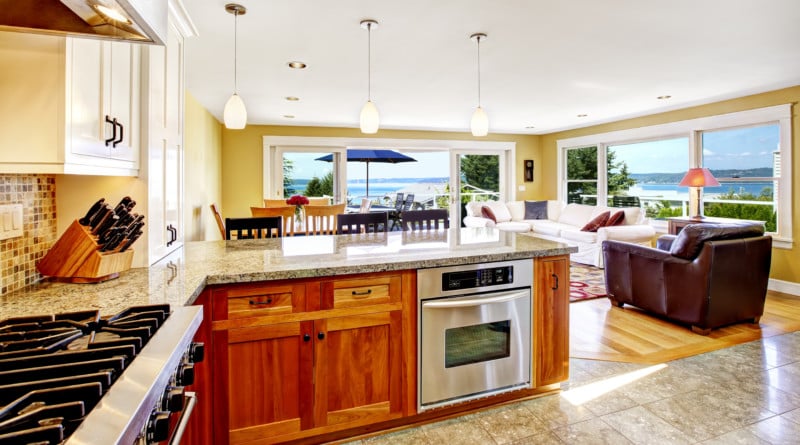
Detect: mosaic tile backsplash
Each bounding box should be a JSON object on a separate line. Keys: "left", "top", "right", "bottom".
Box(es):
{"left": 1, "top": 174, "right": 57, "bottom": 295}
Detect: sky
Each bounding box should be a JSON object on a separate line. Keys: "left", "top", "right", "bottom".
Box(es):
{"left": 610, "top": 125, "right": 779, "bottom": 174}
{"left": 287, "top": 151, "right": 450, "bottom": 180}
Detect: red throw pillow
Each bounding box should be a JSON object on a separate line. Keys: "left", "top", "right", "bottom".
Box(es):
{"left": 581, "top": 211, "right": 610, "bottom": 232}
{"left": 605, "top": 211, "right": 625, "bottom": 226}
{"left": 481, "top": 205, "right": 497, "bottom": 223}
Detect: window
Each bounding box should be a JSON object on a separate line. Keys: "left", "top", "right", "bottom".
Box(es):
{"left": 557, "top": 105, "right": 792, "bottom": 248}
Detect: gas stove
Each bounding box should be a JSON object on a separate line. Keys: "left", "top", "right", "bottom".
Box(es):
{"left": 0, "top": 304, "right": 203, "bottom": 444}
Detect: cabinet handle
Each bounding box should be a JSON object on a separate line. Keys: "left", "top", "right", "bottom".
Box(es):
{"left": 167, "top": 224, "right": 177, "bottom": 247}
{"left": 317, "top": 332, "right": 325, "bottom": 340}
{"left": 303, "top": 334, "right": 311, "bottom": 342}
{"left": 113, "top": 120, "right": 124, "bottom": 148}
{"left": 351, "top": 289, "right": 372, "bottom": 298}
{"left": 104, "top": 115, "right": 117, "bottom": 147}
{"left": 551, "top": 273, "right": 559, "bottom": 290}
{"left": 249, "top": 298, "right": 273, "bottom": 305}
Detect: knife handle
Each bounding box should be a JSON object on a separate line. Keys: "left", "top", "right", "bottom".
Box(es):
{"left": 79, "top": 198, "right": 105, "bottom": 226}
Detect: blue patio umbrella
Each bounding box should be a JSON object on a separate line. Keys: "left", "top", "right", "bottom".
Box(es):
{"left": 315, "top": 149, "right": 417, "bottom": 198}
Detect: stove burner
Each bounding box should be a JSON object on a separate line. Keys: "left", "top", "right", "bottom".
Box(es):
{"left": 0, "top": 305, "right": 172, "bottom": 444}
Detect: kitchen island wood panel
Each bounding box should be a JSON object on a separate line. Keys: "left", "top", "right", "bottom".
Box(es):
{"left": 534, "top": 255, "right": 570, "bottom": 386}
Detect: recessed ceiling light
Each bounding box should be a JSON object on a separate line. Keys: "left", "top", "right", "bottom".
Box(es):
{"left": 287, "top": 61, "right": 307, "bottom": 69}
{"left": 285, "top": 96, "right": 300, "bottom": 101}
{"left": 283, "top": 115, "right": 295, "bottom": 119}
{"left": 657, "top": 95, "right": 672, "bottom": 100}
{"left": 525, "top": 126, "right": 535, "bottom": 129}
{"left": 577, "top": 114, "right": 588, "bottom": 118}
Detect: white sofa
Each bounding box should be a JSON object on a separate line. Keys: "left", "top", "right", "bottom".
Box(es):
{"left": 463, "top": 200, "right": 656, "bottom": 268}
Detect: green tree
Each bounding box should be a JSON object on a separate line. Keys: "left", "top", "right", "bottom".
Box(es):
{"left": 566, "top": 147, "right": 636, "bottom": 203}
{"left": 283, "top": 159, "right": 296, "bottom": 197}
{"left": 460, "top": 155, "right": 498, "bottom": 193}
{"left": 304, "top": 171, "right": 333, "bottom": 197}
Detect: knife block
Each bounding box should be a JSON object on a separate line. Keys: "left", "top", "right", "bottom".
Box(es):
{"left": 37, "top": 220, "right": 134, "bottom": 283}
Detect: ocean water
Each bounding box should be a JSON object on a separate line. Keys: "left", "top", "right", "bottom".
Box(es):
{"left": 637, "top": 182, "right": 774, "bottom": 197}
{"left": 288, "top": 178, "right": 448, "bottom": 200}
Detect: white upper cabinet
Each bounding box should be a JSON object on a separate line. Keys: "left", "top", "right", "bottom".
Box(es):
{"left": 0, "top": 32, "right": 140, "bottom": 175}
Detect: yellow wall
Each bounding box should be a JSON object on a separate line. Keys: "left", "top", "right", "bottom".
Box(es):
{"left": 184, "top": 92, "right": 223, "bottom": 241}
{"left": 220, "top": 126, "right": 541, "bottom": 218}
{"left": 540, "top": 86, "right": 800, "bottom": 284}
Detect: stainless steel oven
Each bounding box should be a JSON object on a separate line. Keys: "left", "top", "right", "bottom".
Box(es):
{"left": 418, "top": 259, "right": 532, "bottom": 411}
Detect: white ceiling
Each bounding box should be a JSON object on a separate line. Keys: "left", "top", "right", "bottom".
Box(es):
{"left": 183, "top": 0, "right": 800, "bottom": 135}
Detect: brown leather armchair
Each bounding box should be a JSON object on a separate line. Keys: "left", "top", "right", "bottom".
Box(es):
{"left": 602, "top": 223, "right": 772, "bottom": 334}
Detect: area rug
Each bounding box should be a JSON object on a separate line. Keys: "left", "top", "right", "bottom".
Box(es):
{"left": 570, "top": 263, "right": 607, "bottom": 302}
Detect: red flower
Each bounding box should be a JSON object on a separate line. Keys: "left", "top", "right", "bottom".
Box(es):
{"left": 286, "top": 195, "right": 310, "bottom": 206}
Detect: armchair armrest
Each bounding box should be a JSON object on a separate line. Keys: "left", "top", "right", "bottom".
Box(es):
{"left": 656, "top": 234, "right": 677, "bottom": 251}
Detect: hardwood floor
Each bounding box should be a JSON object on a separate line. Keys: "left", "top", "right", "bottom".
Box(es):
{"left": 570, "top": 290, "right": 800, "bottom": 364}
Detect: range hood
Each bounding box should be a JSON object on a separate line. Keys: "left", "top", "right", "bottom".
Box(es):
{"left": 0, "top": 0, "right": 167, "bottom": 45}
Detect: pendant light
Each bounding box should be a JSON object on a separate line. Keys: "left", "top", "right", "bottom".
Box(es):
{"left": 359, "top": 19, "right": 380, "bottom": 134}
{"left": 224, "top": 3, "right": 247, "bottom": 129}
{"left": 470, "top": 33, "right": 488, "bottom": 137}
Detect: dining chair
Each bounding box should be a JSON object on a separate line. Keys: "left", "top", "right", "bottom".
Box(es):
{"left": 307, "top": 197, "right": 331, "bottom": 206}
{"left": 337, "top": 212, "right": 389, "bottom": 234}
{"left": 210, "top": 203, "right": 226, "bottom": 240}
{"left": 304, "top": 203, "right": 346, "bottom": 235}
{"left": 225, "top": 216, "right": 282, "bottom": 239}
{"left": 251, "top": 206, "right": 296, "bottom": 236}
{"left": 401, "top": 209, "right": 449, "bottom": 231}
{"left": 264, "top": 199, "right": 288, "bottom": 207}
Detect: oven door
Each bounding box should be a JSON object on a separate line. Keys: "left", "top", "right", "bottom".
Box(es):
{"left": 419, "top": 288, "right": 531, "bottom": 410}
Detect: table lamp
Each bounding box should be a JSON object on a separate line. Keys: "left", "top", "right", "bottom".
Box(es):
{"left": 679, "top": 167, "right": 720, "bottom": 219}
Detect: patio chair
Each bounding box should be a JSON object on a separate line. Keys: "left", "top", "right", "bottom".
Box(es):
{"left": 225, "top": 216, "right": 282, "bottom": 239}
{"left": 401, "top": 209, "right": 449, "bottom": 231}
{"left": 389, "top": 193, "right": 405, "bottom": 230}
{"left": 337, "top": 212, "right": 388, "bottom": 234}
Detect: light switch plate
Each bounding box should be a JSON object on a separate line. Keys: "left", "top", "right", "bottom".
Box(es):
{"left": 0, "top": 204, "right": 23, "bottom": 240}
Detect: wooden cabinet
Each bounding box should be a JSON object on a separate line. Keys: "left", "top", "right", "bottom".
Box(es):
{"left": 0, "top": 31, "right": 140, "bottom": 175}
{"left": 204, "top": 271, "right": 411, "bottom": 445}
{"left": 534, "top": 255, "right": 570, "bottom": 386}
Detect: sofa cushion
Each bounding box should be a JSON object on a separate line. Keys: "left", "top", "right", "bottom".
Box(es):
{"left": 480, "top": 205, "right": 497, "bottom": 223}
{"left": 506, "top": 201, "right": 525, "bottom": 221}
{"left": 617, "top": 206, "right": 644, "bottom": 225}
{"left": 465, "top": 201, "right": 483, "bottom": 217}
{"left": 524, "top": 200, "right": 548, "bottom": 220}
{"left": 606, "top": 210, "right": 625, "bottom": 226}
{"left": 484, "top": 201, "right": 512, "bottom": 222}
{"left": 581, "top": 211, "right": 610, "bottom": 232}
{"left": 528, "top": 220, "right": 565, "bottom": 237}
{"left": 558, "top": 204, "right": 596, "bottom": 227}
{"left": 496, "top": 221, "right": 531, "bottom": 232}
{"left": 561, "top": 228, "right": 598, "bottom": 244}
{"left": 669, "top": 222, "right": 766, "bottom": 260}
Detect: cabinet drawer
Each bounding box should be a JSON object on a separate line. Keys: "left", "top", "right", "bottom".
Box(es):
{"left": 221, "top": 284, "right": 307, "bottom": 320}
{"left": 323, "top": 274, "right": 401, "bottom": 309}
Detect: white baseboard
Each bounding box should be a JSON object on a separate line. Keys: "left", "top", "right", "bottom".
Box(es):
{"left": 769, "top": 278, "right": 800, "bottom": 296}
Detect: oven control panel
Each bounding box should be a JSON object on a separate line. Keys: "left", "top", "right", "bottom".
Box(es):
{"left": 442, "top": 265, "right": 513, "bottom": 291}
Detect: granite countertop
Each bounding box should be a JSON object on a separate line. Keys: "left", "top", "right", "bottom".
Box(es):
{"left": 0, "top": 228, "right": 575, "bottom": 319}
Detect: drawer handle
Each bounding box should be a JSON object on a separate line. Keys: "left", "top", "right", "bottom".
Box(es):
{"left": 551, "top": 273, "right": 559, "bottom": 290}
{"left": 351, "top": 289, "right": 372, "bottom": 299}
{"left": 303, "top": 334, "right": 311, "bottom": 342}
{"left": 317, "top": 332, "right": 325, "bottom": 340}
{"left": 249, "top": 298, "right": 273, "bottom": 305}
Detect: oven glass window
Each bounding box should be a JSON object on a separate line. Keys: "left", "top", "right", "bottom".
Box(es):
{"left": 444, "top": 321, "right": 511, "bottom": 368}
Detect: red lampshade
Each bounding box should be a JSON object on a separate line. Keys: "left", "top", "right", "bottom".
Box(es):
{"left": 679, "top": 168, "right": 720, "bottom": 187}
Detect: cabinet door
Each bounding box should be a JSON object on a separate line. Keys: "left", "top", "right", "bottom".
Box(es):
{"left": 106, "top": 41, "right": 139, "bottom": 161}
{"left": 534, "top": 256, "right": 570, "bottom": 386}
{"left": 68, "top": 38, "right": 107, "bottom": 159}
{"left": 224, "top": 321, "right": 314, "bottom": 445}
{"left": 314, "top": 311, "right": 404, "bottom": 430}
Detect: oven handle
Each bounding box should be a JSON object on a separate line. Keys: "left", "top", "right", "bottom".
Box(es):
{"left": 423, "top": 290, "right": 529, "bottom": 309}
{"left": 168, "top": 391, "right": 197, "bottom": 445}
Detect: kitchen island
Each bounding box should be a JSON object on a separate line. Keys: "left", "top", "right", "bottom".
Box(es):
{"left": 1, "top": 228, "right": 576, "bottom": 445}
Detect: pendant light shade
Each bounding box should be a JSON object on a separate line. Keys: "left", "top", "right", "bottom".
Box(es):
{"left": 224, "top": 3, "right": 247, "bottom": 130}
{"left": 470, "top": 33, "right": 488, "bottom": 137}
{"left": 224, "top": 93, "right": 247, "bottom": 129}
{"left": 360, "top": 100, "right": 380, "bottom": 134}
{"left": 360, "top": 20, "right": 379, "bottom": 134}
{"left": 471, "top": 106, "right": 488, "bottom": 137}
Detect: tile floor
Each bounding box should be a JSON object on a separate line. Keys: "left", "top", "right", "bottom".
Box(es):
{"left": 348, "top": 331, "right": 800, "bottom": 444}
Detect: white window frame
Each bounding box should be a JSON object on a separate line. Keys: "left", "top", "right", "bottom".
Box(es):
{"left": 557, "top": 104, "right": 793, "bottom": 249}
